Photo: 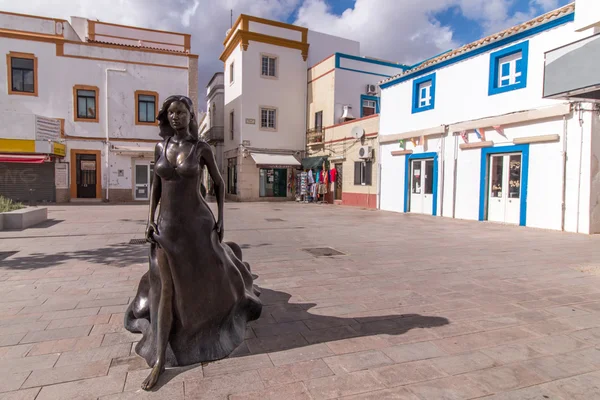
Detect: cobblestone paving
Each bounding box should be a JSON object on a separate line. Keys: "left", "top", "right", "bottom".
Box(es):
{"left": 1, "top": 203, "right": 600, "bottom": 399}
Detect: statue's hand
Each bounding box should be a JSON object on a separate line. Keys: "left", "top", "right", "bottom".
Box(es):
{"left": 215, "top": 219, "right": 224, "bottom": 242}
{"left": 145, "top": 221, "right": 158, "bottom": 243}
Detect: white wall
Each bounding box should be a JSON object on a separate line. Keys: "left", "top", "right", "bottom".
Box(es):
{"left": 0, "top": 13, "right": 57, "bottom": 35}
{"left": 249, "top": 21, "right": 302, "bottom": 42}
{"left": 307, "top": 30, "right": 360, "bottom": 68}
{"left": 240, "top": 41, "right": 307, "bottom": 151}
{"left": 224, "top": 45, "right": 244, "bottom": 153}
{"left": 379, "top": 20, "right": 586, "bottom": 136}
{"left": 333, "top": 57, "right": 405, "bottom": 123}
{"left": 0, "top": 38, "right": 188, "bottom": 142}
{"left": 0, "top": 23, "right": 192, "bottom": 196}
{"left": 379, "top": 144, "right": 406, "bottom": 213}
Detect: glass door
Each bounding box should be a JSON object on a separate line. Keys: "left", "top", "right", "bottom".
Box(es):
{"left": 134, "top": 161, "right": 152, "bottom": 201}
{"left": 487, "top": 153, "right": 522, "bottom": 224}
{"left": 409, "top": 159, "right": 434, "bottom": 214}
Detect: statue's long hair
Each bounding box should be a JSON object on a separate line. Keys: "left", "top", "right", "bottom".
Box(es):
{"left": 157, "top": 95, "right": 199, "bottom": 140}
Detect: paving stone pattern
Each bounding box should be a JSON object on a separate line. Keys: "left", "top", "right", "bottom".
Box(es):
{"left": 0, "top": 203, "right": 600, "bottom": 399}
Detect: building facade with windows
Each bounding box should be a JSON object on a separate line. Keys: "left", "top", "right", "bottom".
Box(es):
{"left": 378, "top": 2, "right": 600, "bottom": 234}
{"left": 0, "top": 11, "right": 197, "bottom": 203}
{"left": 304, "top": 53, "right": 406, "bottom": 208}
{"left": 200, "top": 72, "right": 225, "bottom": 195}
{"left": 219, "top": 14, "right": 361, "bottom": 201}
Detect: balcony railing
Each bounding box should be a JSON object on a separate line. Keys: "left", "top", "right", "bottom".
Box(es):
{"left": 203, "top": 126, "right": 224, "bottom": 143}
{"left": 306, "top": 126, "right": 324, "bottom": 145}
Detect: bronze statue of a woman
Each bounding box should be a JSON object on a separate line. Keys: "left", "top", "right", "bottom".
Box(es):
{"left": 124, "top": 95, "right": 262, "bottom": 390}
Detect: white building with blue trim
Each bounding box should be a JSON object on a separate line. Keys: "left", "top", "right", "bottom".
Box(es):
{"left": 377, "top": 2, "right": 600, "bottom": 234}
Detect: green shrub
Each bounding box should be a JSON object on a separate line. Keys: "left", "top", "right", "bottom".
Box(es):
{"left": 0, "top": 196, "right": 24, "bottom": 213}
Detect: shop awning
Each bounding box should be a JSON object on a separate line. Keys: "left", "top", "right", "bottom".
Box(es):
{"left": 111, "top": 144, "right": 156, "bottom": 154}
{"left": 301, "top": 156, "right": 327, "bottom": 170}
{"left": 0, "top": 154, "right": 48, "bottom": 163}
{"left": 250, "top": 153, "right": 300, "bottom": 167}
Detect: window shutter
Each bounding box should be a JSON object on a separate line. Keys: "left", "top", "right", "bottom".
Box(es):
{"left": 365, "top": 161, "right": 373, "bottom": 186}
{"left": 354, "top": 162, "right": 361, "bottom": 185}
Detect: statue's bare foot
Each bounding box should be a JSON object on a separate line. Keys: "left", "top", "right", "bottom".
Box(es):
{"left": 141, "top": 364, "right": 163, "bottom": 390}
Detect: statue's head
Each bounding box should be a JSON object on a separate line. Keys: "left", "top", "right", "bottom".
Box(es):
{"left": 157, "top": 95, "right": 198, "bottom": 140}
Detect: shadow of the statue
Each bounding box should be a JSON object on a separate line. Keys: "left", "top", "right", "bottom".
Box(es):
{"left": 147, "top": 286, "right": 449, "bottom": 390}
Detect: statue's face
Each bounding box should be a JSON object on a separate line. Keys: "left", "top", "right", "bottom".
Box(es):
{"left": 168, "top": 101, "right": 190, "bottom": 130}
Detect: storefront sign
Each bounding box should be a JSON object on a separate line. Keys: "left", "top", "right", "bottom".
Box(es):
{"left": 81, "top": 160, "right": 96, "bottom": 171}
{"left": 245, "top": 118, "right": 255, "bottom": 125}
{"left": 55, "top": 163, "right": 68, "bottom": 189}
{"left": 52, "top": 143, "right": 66, "bottom": 157}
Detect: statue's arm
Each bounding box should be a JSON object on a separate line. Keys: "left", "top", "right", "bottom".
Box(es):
{"left": 148, "top": 142, "right": 162, "bottom": 225}
{"left": 199, "top": 143, "right": 224, "bottom": 238}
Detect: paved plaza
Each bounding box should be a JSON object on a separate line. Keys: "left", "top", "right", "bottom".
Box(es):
{"left": 1, "top": 202, "right": 600, "bottom": 399}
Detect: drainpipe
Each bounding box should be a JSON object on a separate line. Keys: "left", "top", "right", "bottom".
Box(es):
{"left": 452, "top": 132, "right": 458, "bottom": 219}
{"left": 439, "top": 127, "right": 446, "bottom": 216}
{"left": 560, "top": 113, "right": 569, "bottom": 231}
{"left": 105, "top": 67, "right": 127, "bottom": 202}
{"left": 576, "top": 103, "right": 584, "bottom": 233}
{"left": 377, "top": 142, "right": 382, "bottom": 210}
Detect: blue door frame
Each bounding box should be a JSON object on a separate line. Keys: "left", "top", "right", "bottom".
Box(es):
{"left": 478, "top": 144, "right": 530, "bottom": 226}
{"left": 404, "top": 152, "right": 439, "bottom": 216}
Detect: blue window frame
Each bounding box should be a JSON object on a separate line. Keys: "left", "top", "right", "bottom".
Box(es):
{"left": 360, "top": 94, "right": 380, "bottom": 117}
{"left": 488, "top": 41, "right": 529, "bottom": 96}
{"left": 411, "top": 73, "right": 436, "bottom": 114}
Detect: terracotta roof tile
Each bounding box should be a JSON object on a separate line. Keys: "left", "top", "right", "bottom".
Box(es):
{"left": 378, "top": 3, "right": 575, "bottom": 86}
{"left": 87, "top": 39, "right": 187, "bottom": 53}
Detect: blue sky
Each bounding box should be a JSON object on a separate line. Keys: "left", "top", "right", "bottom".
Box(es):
{"left": 288, "top": 0, "right": 573, "bottom": 55}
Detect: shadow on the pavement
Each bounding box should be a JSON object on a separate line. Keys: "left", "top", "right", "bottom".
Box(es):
{"left": 0, "top": 243, "right": 146, "bottom": 269}
{"left": 149, "top": 286, "right": 450, "bottom": 389}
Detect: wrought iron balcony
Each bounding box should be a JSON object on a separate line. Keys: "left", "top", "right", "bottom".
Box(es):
{"left": 203, "top": 126, "right": 224, "bottom": 143}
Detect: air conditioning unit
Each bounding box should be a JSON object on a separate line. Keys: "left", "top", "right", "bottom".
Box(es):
{"left": 358, "top": 145, "right": 372, "bottom": 159}
{"left": 366, "top": 84, "right": 377, "bottom": 95}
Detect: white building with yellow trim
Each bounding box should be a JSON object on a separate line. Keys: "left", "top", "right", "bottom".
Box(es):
{"left": 219, "top": 14, "right": 361, "bottom": 201}
{"left": 0, "top": 11, "right": 197, "bottom": 203}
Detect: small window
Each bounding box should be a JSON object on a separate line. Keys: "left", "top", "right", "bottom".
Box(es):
{"left": 230, "top": 110, "right": 234, "bottom": 140}
{"left": 354, "top": 161, "right": 373, "bottom": 186}
{"left": 230, "top": 62, "right": 234, "bottom": 84}
{"left": 7, "top": 52, "right": 37, "bottom": 96}
{"left": 261, "top": 55, "right": 277, "bottom": 77}
{"left": 361, "top": 95, "right": 379, "bottom": 117}
{"left": 314, "top": 111, "right": 323, "bottom": 132}
{"left": 260, "top": 107, "right": 276, "bottom": 130}
{"left": 488, "top": 41, "right": 529, "bottom": 96}
{"left": 411, "top": 73, "right": 436, "bottom": 114}
{"left": 73, "top": 85, "right": 99, "bottom": 122}
{"left": 135, "top": 91, "right": 158, "bottom": 125}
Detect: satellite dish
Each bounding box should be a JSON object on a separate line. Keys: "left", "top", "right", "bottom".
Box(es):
{"left": 351, "top": 126, "right": 365, "bottom": 140}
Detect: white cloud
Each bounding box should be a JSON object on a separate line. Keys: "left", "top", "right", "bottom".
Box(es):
{"left": 294, "top": 0, "right": 459, "bottom": 66}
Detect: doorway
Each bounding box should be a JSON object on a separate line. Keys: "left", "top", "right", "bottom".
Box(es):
{"left": 404, "top": 152, "right": 438, "bottom": 216}
{"left": 487, "top": 153, "right": 522, "bottom": 224}
{"left": 134, "top": 160, "right": 154, "bottom": 201}
{"left": 409, "top": 158, "right": 434, "bottom": 214}
{"left": 76, "top": 153, "right": 97, "bottom": 198}
{"left": 259, "top": 168, "right": 287, "bottom": 197}
{"left": 334, "top": 163, "right": 343, "bottom": 201}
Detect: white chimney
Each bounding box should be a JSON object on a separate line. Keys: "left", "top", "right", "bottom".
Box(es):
{"left": 340, "top": 105, "right": 355, "bottom": 122}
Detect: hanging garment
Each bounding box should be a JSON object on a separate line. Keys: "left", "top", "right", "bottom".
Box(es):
{"left": 323, "top": 169, "right": 329, "bottom": 185}
{"left": 329, "top": 168, "right": 337, "bottom": 183}
{"left": 307, "top": 170, "right": 314, "bottom": 184}
{"left": 315, "top": 169, "right": 320, "bottom": 183}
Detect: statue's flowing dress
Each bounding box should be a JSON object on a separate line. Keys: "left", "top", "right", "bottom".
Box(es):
{"left": 124, "top": 138, "right": 262, "bottom": 367}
